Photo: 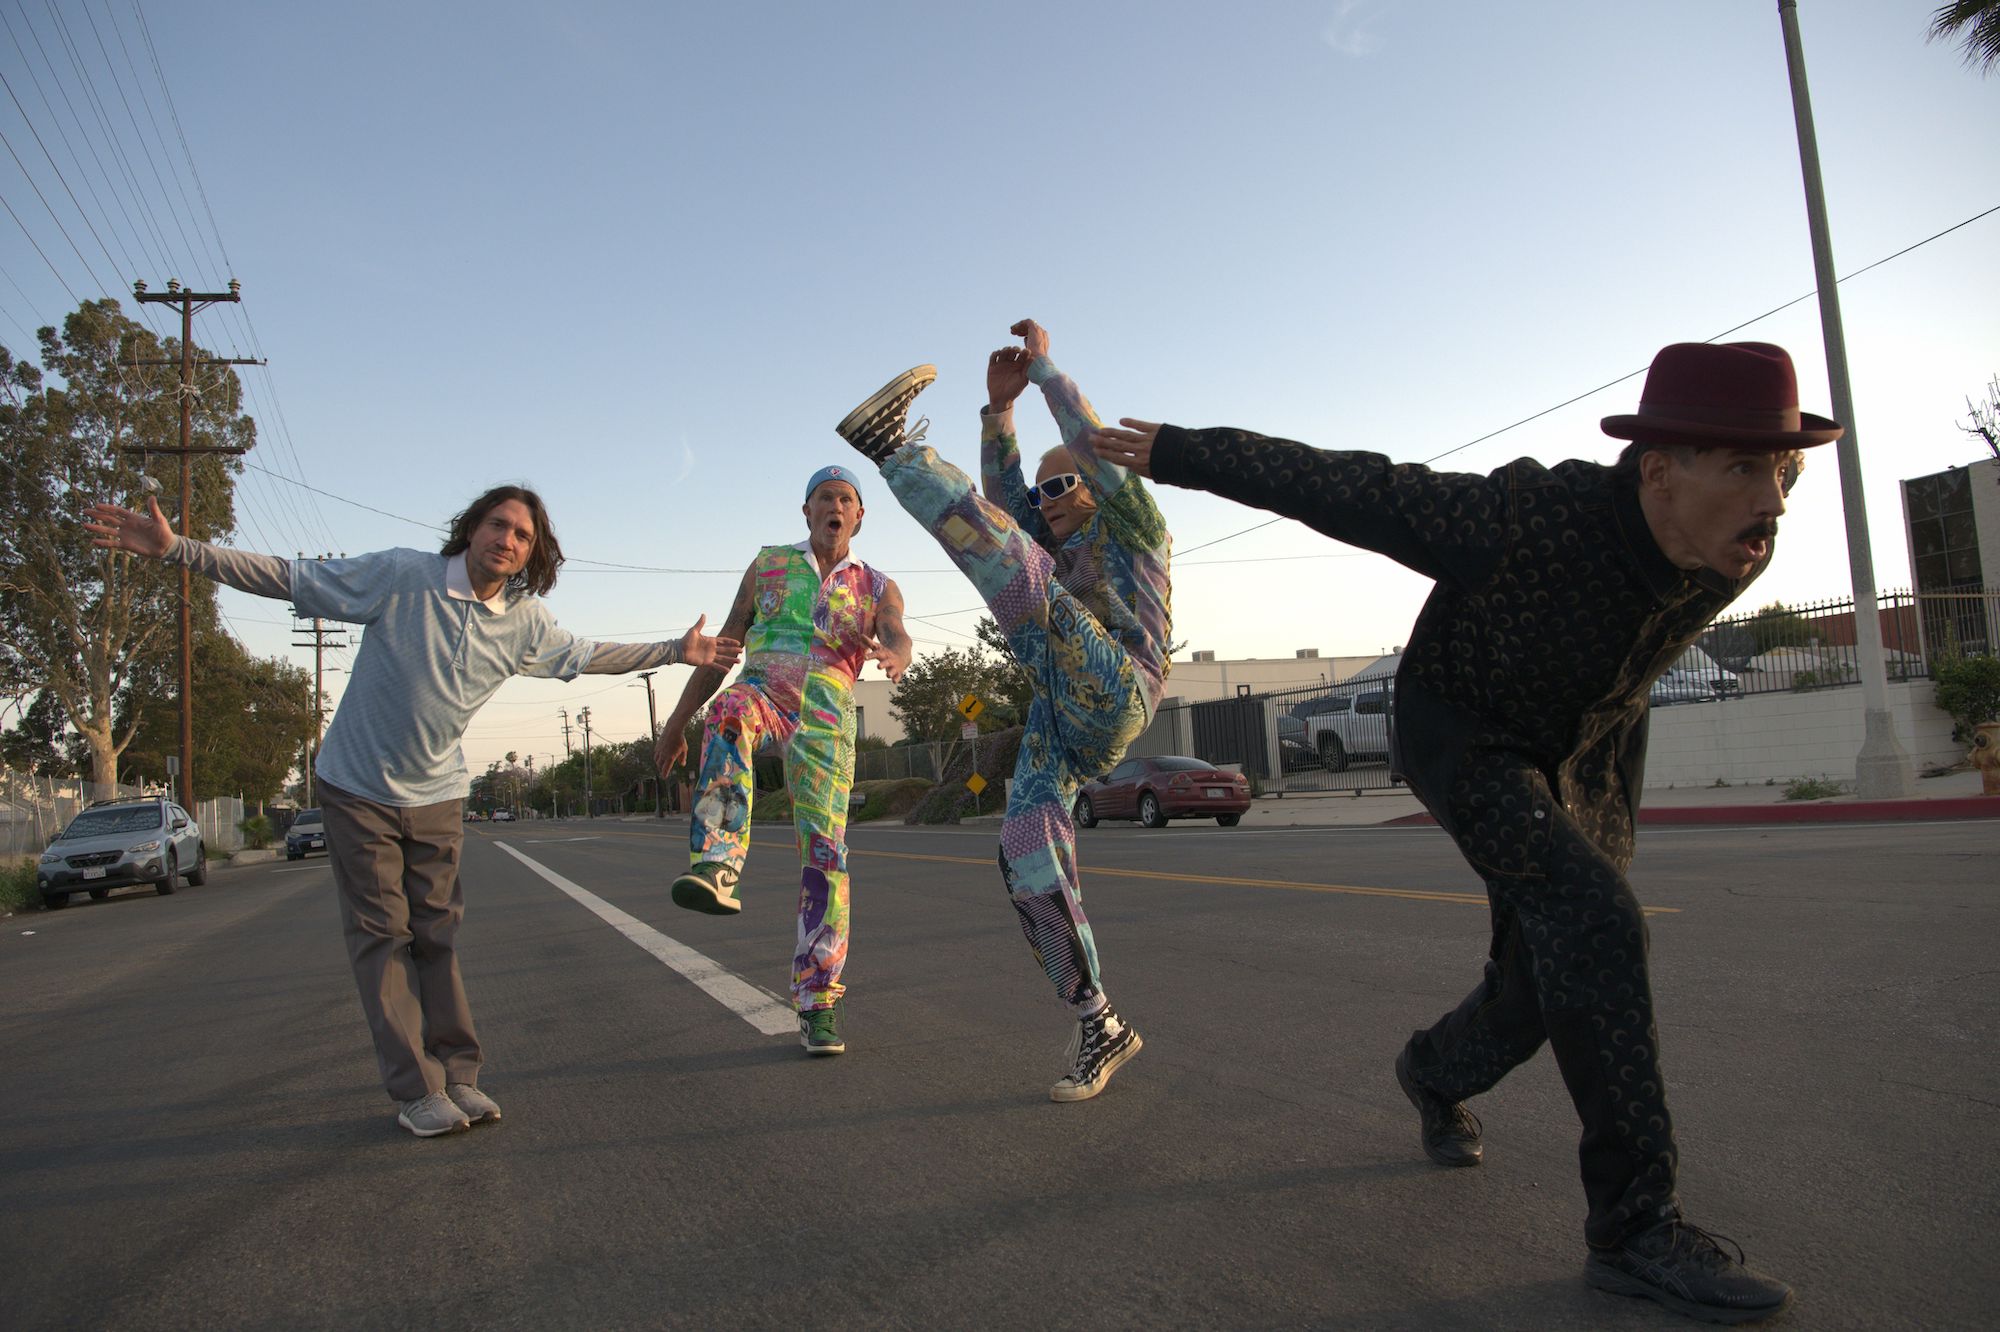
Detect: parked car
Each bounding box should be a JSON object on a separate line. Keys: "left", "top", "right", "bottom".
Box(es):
{"left": 1294, "top": 683, "right": 1395, "bottom": 772}
{"left": 491, "top": 809, "right": 515, "bottom": 822}
{"left": 1653, "top": 664, "right": 1740, "bottom": 700}
{"left": 35, "top": 796, "right": 206, "bottom": 908}
{"left": 1276, "top": 715, "right": 1321, "bottom": 773}
{"left": 286, "top": 808, "right": 326, "bottom": 860}
{"left": 1075, "top": 756, "right": 1251, "bottom": 828}
{"left": 1648, "top": 674, "right": 1716, "bottom": 707}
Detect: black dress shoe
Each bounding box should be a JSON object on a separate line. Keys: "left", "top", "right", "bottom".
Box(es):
{"left": 1394, "top": 1044, "right": 1482, "bottom": 1167}
{"left": 1585, "top": 1219, "right": 1793, "bottom": 1325}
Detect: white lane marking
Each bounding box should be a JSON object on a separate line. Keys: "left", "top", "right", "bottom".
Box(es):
{"left": 525, "top": 836, "right": 602, "bottom": 844}
{"left": 274, "top": 865, "right": 327, "bottom": 873}
{"left": 494, "top": 841, "right": 794, "bottom": 1037}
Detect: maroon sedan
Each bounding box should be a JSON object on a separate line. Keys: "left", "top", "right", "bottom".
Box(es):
{"left": 1074, "top": 755, "right": 1251, "bottom": 829}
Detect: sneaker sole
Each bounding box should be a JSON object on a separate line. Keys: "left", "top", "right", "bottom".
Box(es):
{"left": 835, "top": 365, "right": 937, "bottom": 441}
{"left": 1050, "top": 1031, "right": 1143, "bottom": 1103}
{"left": 1397, "top": 1048, "right": 1482, "bottom": 1167}
{"left": 397, "top": 1113, "right": 470, "bottom": 1138}
{"left": 1585, "top": 1260, "right": 1792, "bottom": 1326}
{"left": 801, "top": 1038, "right": 846, "bottom": 1056}
{"left": 671, "top": 876, "right": 742, "bottom": 915}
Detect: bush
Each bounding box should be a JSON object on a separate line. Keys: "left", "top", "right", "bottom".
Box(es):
{"left": 0, "top": 857, "right": 38, "bottom": 914}
{"left": 1782, "top": 775, "right": 1845, "bottom": 801}
{"left": 240, "top": 814, "right": 274, "bottom": 849}
{"left": 1933, "top": 653, "right": 2000, "bottom": 743}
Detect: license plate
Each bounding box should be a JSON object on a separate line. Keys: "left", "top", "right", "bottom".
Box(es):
{"left": 82, "top": 867, "right": 106, "bottom": 880}
{"left": 309, "top": 838, "right": 323, "bottom": 848}
{"left": 1206, "top": 788, "right": 1227, "bottom": 799}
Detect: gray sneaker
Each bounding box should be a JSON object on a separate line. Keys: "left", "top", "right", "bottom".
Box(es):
{"left": 672, "top": 861, "right": 743, "bottom": 915}
{"left": 397, "top": 1089, "right": 471, "bottom": 1138}
{"left": 447, "top": 1082, "right": 502, "bottom": 1125}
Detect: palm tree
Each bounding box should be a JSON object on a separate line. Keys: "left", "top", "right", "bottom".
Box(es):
{"left": 1930, "top": 1, "right": 2000, "bottom": 73}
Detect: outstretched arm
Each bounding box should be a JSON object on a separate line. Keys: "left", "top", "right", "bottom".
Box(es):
{"left": 1094, "top": 419, "right": 1511, "bottom": 588}
{"left": 656, "top": 564, "right": 757, "bottom": 774}
{"left": 583, "top": 617, "right": 743, "bottom": 675}
{"left": 1011, "top": 319, "right": 1128, "bottom": 500}
{"left": 865, "top": 578, "right": 912, "bottom": 682}
{"left": 981, "top": 345, "right": 1055, "bottom": 544}
{"left": 84, "top": 496, "right": 292, "bottom": 599}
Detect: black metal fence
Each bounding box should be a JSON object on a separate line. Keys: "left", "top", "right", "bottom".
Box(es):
{"left": 1133, "top": 589, "right": 1997, "bottom": 795}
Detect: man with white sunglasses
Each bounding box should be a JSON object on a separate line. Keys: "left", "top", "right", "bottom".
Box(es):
{"left": 833, "top": 319, "right": 1171, "bottom": 1103}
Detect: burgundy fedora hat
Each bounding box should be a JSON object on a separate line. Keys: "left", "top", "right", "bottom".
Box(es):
{"left": 1601, "top": 342, "right": 1843, "bottom": 450}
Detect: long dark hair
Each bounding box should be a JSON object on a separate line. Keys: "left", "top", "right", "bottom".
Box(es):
{"left": 440, "top": 484, "right": 564, "bottom": 596}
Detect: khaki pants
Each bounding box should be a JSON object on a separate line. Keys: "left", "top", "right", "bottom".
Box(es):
{"left": 320, "top": 781, "right": 479, "bottom": 1102}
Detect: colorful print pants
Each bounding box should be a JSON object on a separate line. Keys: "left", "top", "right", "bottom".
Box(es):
{"left": 689, "top": 672, "right": 856, "bottom": 1011}
{"left": 882, "top": 443, "right": 1149, "bottom": 1014}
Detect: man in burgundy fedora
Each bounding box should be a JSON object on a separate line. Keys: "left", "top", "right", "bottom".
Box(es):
{"left": 1091, "top": 341, "right": 1837, "bottom": 1324}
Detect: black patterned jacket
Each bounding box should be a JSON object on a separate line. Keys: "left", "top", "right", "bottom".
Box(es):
{"left": 1149, "top": 425, "right": 1768, "bottom": 877}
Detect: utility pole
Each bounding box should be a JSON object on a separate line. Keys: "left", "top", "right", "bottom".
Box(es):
{"left": 635, "top": 671, "right": 663, "bottom": 817}
{"left": 578, "top": 706, "right": 594, "bottom": 818}
{"left": 1775, "top": 2, "right": 1913, "bottom": 798}
{"left": 290, "top": 555, "right": 347, "bottom": 808}
{"left": 125, "top": 279, "right": 261, "bottom": 810}
{"left": 559, "top": 707, "right": 573, "bottom": 759}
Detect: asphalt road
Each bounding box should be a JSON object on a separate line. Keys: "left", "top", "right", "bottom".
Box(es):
{"left": 2, "top": 815, "right": 1994, "bottom": 1330}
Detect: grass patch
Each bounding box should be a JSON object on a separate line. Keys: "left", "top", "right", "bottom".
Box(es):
{"left": 1782, "top": 775, "right": 1846, "bottom": 802}
{"left": 1, "top": 856, "right": 41, "bottom": 914}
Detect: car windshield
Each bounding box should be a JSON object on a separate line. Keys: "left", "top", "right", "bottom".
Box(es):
{"left": 1151, "top": 757, "right": 1215, "bottom": 771}
{"left": 292, "top": 811, "right": 323, "bottom": 830}
{"left": 60, "top": 805, "right": 164, "bottom": 839}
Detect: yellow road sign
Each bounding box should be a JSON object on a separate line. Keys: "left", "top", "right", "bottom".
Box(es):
{"left": 966, "top": 773, "right": 988, "bottom": 796}
{"left": 957, "top": 693, "right": 984, "bottom": 721}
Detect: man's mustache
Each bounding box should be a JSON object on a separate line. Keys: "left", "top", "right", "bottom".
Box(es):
{"left": 1736, "top": 520, "right": 1778, "bottom": 543}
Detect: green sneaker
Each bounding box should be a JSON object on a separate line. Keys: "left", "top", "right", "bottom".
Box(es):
{"left": 799, "top": 1003, "right": 845, "bottom": 1055}
{"left": 671, "top": 862, "right": 742, "bottom": 915}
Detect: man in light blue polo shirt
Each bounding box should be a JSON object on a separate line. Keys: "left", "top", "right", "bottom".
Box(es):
{"left": 87, "top": 484, "right": 740, "bottom": 1138}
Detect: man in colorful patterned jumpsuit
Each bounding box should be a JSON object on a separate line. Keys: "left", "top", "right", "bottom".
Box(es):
{"left": 835, "top": 319, "right": 1170, "bottom": 1103}
{"left": 1091, "top": 341, "right": 1836, "bottom": 1325}
{"left": 655, "top": 466, "right": 911, "bottom": 1057}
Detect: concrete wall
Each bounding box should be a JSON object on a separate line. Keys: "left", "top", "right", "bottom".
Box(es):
{"left": 1643, "top": 680, "right": 1961, "bottom": 789}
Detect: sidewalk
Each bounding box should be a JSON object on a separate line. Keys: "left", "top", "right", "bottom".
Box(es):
{"left": 1239, "top": 767, "right": 1998, "bottom": 829}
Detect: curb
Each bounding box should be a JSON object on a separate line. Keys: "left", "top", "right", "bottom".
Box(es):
{"left": 1380, "top": 795, "right": 2000, "bottom": 828}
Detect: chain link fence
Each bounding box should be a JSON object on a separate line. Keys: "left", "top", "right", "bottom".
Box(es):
{"left": 2, "top": 767, "right": 245, "bottom": 859}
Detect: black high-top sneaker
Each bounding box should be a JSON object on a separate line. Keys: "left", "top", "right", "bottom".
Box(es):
{"left": 1395, "top": 1043, "right": 1483, "bottom": 1167}
{"left": 1050, "top": 1003, "right": 1142, "bottom": 1103}
{"left": 834, "top": 364, "right": 937, "bottom": 463}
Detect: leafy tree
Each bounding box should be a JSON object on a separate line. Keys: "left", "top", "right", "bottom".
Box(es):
{"left": 1933, "top": 653, "right": 2000, "bottom": 742}
{"left": 0, "top": 300, "right": 252, "bottom": 796}
{"left": 0, "top": 690, "right": 88, "bottom": 776}
{"left": 115, "top": 622, "right": 316, "bottom": 802}
{"left": 1930, "top": 1, "right": 2000, "bottom": 74}
{"left": 973, "top": 615, "right": 1034, "bottom": 724}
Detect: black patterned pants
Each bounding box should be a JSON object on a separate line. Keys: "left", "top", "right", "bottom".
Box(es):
{"left": 1406, "top": 790, "right": 1680, "bottom": 1247}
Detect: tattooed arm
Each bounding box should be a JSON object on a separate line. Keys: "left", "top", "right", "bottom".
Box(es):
{"left": 656, "top": 562, "right": 756, "bottom": 775}
{"left": 866, "top": 578, "right": 912, "bottom": 682}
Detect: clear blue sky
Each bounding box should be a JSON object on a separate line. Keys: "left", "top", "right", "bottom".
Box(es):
{"left": 4, "top": 1, "right": 1996, "bottom": 775}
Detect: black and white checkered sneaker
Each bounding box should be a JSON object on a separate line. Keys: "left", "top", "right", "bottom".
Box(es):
{"left": 1051, "top": 1003, "right": 1143, "bottom": 1103}
{"left": 835, "top": 364, "right": 936, "bottom": 463}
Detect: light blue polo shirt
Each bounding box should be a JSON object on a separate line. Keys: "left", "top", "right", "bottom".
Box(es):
{"left": 295, "top": 548, "right": 596, "bottom": 807}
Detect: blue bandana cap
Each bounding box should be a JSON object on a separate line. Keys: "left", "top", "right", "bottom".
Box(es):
{"left": 804, "top": 464, "right": 863, "bottom": 505}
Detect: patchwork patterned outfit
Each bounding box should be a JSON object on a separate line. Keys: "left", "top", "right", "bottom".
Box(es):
{"left": 688, "top": 541, "right": 885, "bottom": 1011}
{"left": 880, "top": 356, "right": 1171, "bottom": 1014}
{"left": 1147, "top": 425, "right": 1769, "bottom": 1248}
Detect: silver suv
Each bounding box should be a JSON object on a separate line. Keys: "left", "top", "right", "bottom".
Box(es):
{"left": 36, "top": 797, "right": 207, "bottom": 908}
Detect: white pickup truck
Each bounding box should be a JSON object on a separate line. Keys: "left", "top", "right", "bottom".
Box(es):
{"left": 1292, "top": 683, "right": 1395, "bottom": 772}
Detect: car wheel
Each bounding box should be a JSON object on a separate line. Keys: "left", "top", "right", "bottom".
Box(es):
{"left": 1074, "top": 794, "right": 1098, "bottom": 829}
{"left": 186, "top": 845, "right": 208, "bottom": 886}
{"left": 1318, "top": 734, "right": 1350, "bottom": 772}
{"left": 1139, "top": 793, "right": 1167, "bottom": 829}
{"left": 155, "top": 851, "right": 177, "bottom": 896}
{"left": 1216, "top": 814, "right": 1241, "bottom": 827}
{"left": 43, "top": 892, "right": 68, "bottom": 909}
{"left": 88, "top": 887, "right": 110, "bottom": 900}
